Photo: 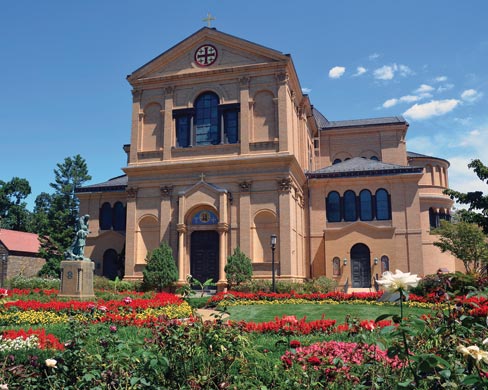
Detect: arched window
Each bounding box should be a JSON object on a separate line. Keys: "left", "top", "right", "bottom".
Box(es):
{"left": 343, "top": 190, "right": 357, "bottom": 221}
{"left": 370, "top": 156, "right": 379, "bottom": 161}
{"left": 429, "top": 207, "right": 440, "bottom": 229}
{"left": 194, "top": 92, "right": 220, "bottom": 145}
{"left": 375, "top": 189, "right": 390, "bottom": 220}
{"left": 99, "top": 202, "right": 112, "bottom": 230}
{"left": 332, "top": 257, "right": 341, "bottom": 276}
{"left": 326, "top": 191, "right": 341, "bottom": 222}
{"left": 113, "top": 201, "right": 126, "bottom": 231}
{"left": 332, "top": 158, "right": 342, "bottom": 165}
{"left": 359, "top": 190, "right": 373, "bottom": 221}
{"left": 381, "top": 255, "right": 390, "bottom": 274}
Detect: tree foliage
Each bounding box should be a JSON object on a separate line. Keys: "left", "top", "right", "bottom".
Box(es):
{"left": 38, "top": 155, "right": 91, "bottom": 277}
{"left": 445, "top": 159, "right": 488, "bottom": 233}
{"left": 142, "top": 242, "right": 178, "bottom": 292}
{"left": 225, "top": 247, "right": 253, "bottom": 288}
{"left": 0, "top": 177, "right": 32, "bottom": 231}
{"left": 433, "top": 221, "right": 488, "bottom": 274}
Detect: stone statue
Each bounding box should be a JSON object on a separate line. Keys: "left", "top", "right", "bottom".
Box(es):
{"left": 65, "top": 214, "right": 91, "bottom": 261}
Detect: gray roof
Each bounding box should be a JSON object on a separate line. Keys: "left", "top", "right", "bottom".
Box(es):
{"left": 307, "top": 157, "right": 423, "bottom": 179}
{"left": 312, "top": 107, "right": 329, "bottom": 128}
{"left": 407, "top": 151, "right": 450, "bottom": 165}
{"left": 321, "top": 116, "right": 407, "bottom": 130}
{"left": 76, "top": 175, "right": 128, "bottom": 193}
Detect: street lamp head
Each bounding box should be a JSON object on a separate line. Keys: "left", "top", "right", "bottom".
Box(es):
{"left": 343, "top": 257, "right": 347, "bottom": 266}
{"left": 270, "top": 234, "right": 277, "bottom": 249}
{"left": 374, "top": 257, "right": 379, "bottom": 265}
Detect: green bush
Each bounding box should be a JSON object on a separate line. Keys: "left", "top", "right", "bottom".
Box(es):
{"left": 225, "top": 247, "right": 253, "bottom": 288}
{"left": 6, "top": 275, "right": 60, "bottom": 290}
{"left": 142, "top": 242, "right": 178, "bottom": 292}
{"left": 410, "top": 271, "right": 479, "bottom": 296}
{"left": 93, "top": 275, "right": 142, "bottom": 292}
{"left": 304, "top": 276, "right": 338, "bottom": 293}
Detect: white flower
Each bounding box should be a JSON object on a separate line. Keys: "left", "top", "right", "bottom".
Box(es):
{"left": 45, "top": 358, "right": 57, "bottom": 368}
{"left": 483, "top": 338, "right": 488, "bottom": 346}
{"left": 457, "top": 345, "right": 488, "bottom": 364}
{"left": 376, "top": 269, "right": 421, "bottom": 292}
{"left": 0, "top": 384, "right": 8, "bottom": 390}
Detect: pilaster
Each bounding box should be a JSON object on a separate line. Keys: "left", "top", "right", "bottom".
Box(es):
{"left": 163, "top": 86, "right": 174, "bottom": 161}
{"left": 238, "top": 181, "right": 252, "bottom": 258}
{"left": 239, "top": 77, "right": 250, "bottom": 154}
{"left": 124, "top": 187, "right": 138, "bottom": 279}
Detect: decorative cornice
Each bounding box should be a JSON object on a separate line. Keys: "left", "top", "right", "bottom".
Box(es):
{"left": 126, "top": 187, "right": 138, "bottom": 199}
{"left": 160, "top": 185, "right": 173, "bottom": 198}
{"left": 239, "top": 181, "right": 252, "bottom": 192}
{"left": 176, "top": 223, "right": 187, "bottom": 233}
{"left": 239, "top": 76, "right": 250, "bottom": 87}
{"left": 165, "top": 86, "right": 175, "bottom": 95}
{"left": 277, "top": 178, "right": 293, "bottom": 193}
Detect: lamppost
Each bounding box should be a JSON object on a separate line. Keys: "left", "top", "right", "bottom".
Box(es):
{"left": 270, "top": 234, "right": 277, "bottom": 293}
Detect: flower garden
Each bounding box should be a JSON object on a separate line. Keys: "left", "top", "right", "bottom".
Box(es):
{"left": 1, "top": 272, "right": 488, "bottom": 389}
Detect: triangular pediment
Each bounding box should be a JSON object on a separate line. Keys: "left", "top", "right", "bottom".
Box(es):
{"left": 128, "top": 27, "right": 290, "bottom": 84}
{"left": 179, "top": 178, "right": 227, "bottom": 198}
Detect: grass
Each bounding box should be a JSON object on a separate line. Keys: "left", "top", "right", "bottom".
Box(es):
{"left": 224, "top": 303, "right": 432, "bottom": 323}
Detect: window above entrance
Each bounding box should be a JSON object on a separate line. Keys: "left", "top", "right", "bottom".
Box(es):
{"left": 191, "top": 210, "right": 219, "bottom": 225}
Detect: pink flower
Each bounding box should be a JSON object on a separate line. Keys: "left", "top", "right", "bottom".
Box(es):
{"left": 282, "top": 315, "right": 298, "bottom": 324}
{"left": 98, "top": 305, "right": 107, "bottom": 312}
{"left": 87, "top": 303, "right": 96, "bottom": 310}
{"left": 123, "top": 296, "right": 132, "bottom": 304}
{"left": 109, "top": 325, "right": 117, "bottom": 333}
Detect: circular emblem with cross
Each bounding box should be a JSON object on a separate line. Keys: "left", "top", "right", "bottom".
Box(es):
{"left": 194, "top": 44, "right": 218, "bottom": 67}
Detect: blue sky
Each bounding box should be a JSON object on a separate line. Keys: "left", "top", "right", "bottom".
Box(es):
{"left": 1, "top": 1, "right": 487, "bottom": 210}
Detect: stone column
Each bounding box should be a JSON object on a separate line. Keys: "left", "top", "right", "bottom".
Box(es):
{"left": 239, "top": 77, "right": 250, "bottom": 154}
{"left": 124, "top": 187, "right": 138, "bottom": 280}
{"left": 160, "top": 186, "right": 173, "bottom": 243}
{"left": 238, "top": 181, "right": 252, "bottom": 258}
{"left": 277, "top": 178, "right": 294, "bottom": 277}
{"left": 217, "top": 223, "right": 229, "bottom": 291}
{"left": 276, "top": 73, "right": 289, "bottom": 152}
{"left": 163, "top": 86, "right": 174, "bottom": 161}
{"left": 176, "top": 224, "right": 186, "bottom": 282}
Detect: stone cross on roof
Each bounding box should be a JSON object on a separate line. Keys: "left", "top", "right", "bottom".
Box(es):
{"left": 203, "top": 12, "right": 216, "bottom": 27}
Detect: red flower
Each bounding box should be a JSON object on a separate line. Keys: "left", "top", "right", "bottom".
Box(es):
{"left": 307, "top": 356, "right": 321, "bottom": 366}
{"left": 290, "top": 340, "right": 301, "bottom": 348}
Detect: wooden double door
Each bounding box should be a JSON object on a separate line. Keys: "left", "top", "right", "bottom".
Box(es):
{"left": 190, "top": 231, "right": 219, "bottom": 284}
{"left": 351, "top": 243, "right": 371, "bottom": 288}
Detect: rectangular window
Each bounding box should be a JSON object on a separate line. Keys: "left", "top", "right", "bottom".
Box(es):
{"left": 224, "top": 110, "right": 238, "bottom": 144}
{"left": 176, "top": 115, "right": 191, "bottom": 147}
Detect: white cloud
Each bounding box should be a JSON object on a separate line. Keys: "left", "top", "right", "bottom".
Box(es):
{"left": 353, "top": 66, "right": 367, "bottom": 76}
{"left": 329, "top": 66, "right": 345, "bottom": 79}
{"left": 373, "top": 63, "right": 413, "bottom": 80}
{"left": 369, "top": 53, "right": 380, "bottom": 60}
{"left": 437, "top": 83, "right": 454, "bottom": 93}
{"left": 400, "top": 95, "right": 421, "bottom": 103}
{"left": 382, "top": 98, "right": 398, "bottom": 108}
{"left": 302, "top": 87, "right": 312, "bottom": 94}
{"left": 415, "top": 84, "right": 434, "bottom": 93}
{"left": 435, "top": 76, "right": 448, "bottom": 82}
{"left": 454, "top": 117, "right": 472, "bottom": 126}
{"left": 374, "top": 65, "right": 395, "bottom": 80}
{"left": 403, "top": 99, "right": 460, "bottom": 120}
{"left": 461, "top": 89, "right": 483, "bottom": 103}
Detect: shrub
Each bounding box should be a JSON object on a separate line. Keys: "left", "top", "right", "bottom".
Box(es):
{"left": 225, "top": 247, "right": 253, "bottom": 288}
{"left": 410, "top": 272, "right": 478, "bottom": 296}
{"left": 6, "top": 276, "right": 60, "bottom": 290}
{"left": 142, "top": 242, "right": 178, "bottom": 292}
{"left": 304, "top": 277, "right": 338, "bottom": 293}
{"left": 93, "top": 275, "right": 142, "bottom": 292}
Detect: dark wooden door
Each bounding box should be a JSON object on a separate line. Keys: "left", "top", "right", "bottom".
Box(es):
{"left": 103, "top": 249, "right": 119, "bottom": 280}
{"left": 190, "top": 231, "right": 219, "bottom": 284}
{"left": 351, "top": 244, "right": 371, "bottom": 288}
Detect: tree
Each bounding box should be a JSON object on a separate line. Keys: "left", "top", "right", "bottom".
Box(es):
{"left": 38, "top": 155, "right": 91, "bottom": 277}
{"left": 445, "top": 159, "right": 488, "bottom": 233}
{"left": 433, "top": 221, "right": 488, "bottom": 274}
{"left": 142, "top": 242, "right": 178, "bottom": 292}
{"left": 0, "top": 177, "right": 32, "bottom": 231}
{"left": 225, "top": 247, "right": 253, "bottom": 288}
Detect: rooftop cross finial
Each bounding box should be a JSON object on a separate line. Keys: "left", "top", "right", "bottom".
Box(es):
{"left": 203, "top": 12, "right": 215, "bottom": 27}
{"left": 200, "top": 172, "right": 206, "bottom": 181}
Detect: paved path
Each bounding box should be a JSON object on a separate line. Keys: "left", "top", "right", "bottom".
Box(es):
{"left": 195, "top": 308, "right": 229, "bottom": 321}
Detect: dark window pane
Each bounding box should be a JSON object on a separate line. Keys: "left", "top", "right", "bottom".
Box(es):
{"left": 376, "top": 189, "right": 390, "bottom": 220}
{"left": 429, "top": 208, "right": 440, "bottom": 229}
{"left": 326, "top": 191, "right": 341, "bottom": 222}
{"left": 333, "top": 158, "right": 341, "bottom": 165}
{"left": 333, "top": 257, "right": 341, "bottom": 276}
{"left": 100, "top": 202, "right": 112, "bottom": 230}
{"left": 359, "top": 190, "right": 373, "bottom": 221}
{"left": 344, "top": 190, "right": 357, "bottom": 221}
{"left": 176, "top": 115, "right": 190, "bottom": 147}
{"left": 113, "top": 201, "right": 126, "bottom": 231}
{"left": 195, "top": 92, "right": 220, "bottom": 145}
{"left": 224, "top": 110, "right": 238, "bottom": 144}
{"left": 371, "top": 156, "right": 379, "bottom": 161}
{"left": 381, "top": 255, "right": 389, "bottom": 273}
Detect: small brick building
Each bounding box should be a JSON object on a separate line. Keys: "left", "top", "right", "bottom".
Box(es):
{"left": 0, "top": 229, "right": 45, "bottom": 286}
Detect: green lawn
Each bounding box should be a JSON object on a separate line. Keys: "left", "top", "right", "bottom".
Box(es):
{"left": 224, "top": 303, "right": 432, "bottom": 323}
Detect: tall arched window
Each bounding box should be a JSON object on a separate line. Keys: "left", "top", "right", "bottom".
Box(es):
{"left": 375, "top": 189, "right": 390, "bottom": 220}
{"left": 332, "top": 257, "right": 341, "bottom": 276}
{"left": 326, "top": 191, "right": 341, "bottom": 222}
{"left": 359, "top": 190, "right": 373, "bottom": 221}
{"left": 343, "top": 190, "right": 357, "bottom": 221}
{"left": 100, "top": 202, "right": 112, "bottom": 230}
{"left": 381, "top": 255, "right": 390, "bottom": 274}
{"left": 194, "top": 92, "right": 220, "bottom": 146}
{"left": 113, "top": 201, "right": 126, "bottom": 231}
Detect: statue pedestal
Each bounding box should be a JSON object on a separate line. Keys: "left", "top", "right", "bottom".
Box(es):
{"left": 58, "top": 260, "right": 95, "bottom": 300}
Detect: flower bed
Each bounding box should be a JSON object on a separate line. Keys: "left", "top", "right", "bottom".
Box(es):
{"left": 0, "top": 292, "right": 192, "bottom": 326}
{"left": 0, "top": 328, "right": 64, "bottom": 351}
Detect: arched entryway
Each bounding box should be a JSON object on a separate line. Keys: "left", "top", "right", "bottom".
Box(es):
{"left": 351, "top": 243, "right": 371, "bottom": 288}
{"left": 190, "top": 230, "right": 219, "bottom": 284}
{"left": 103, "top": 249, "right": 119, "bottom": 280}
